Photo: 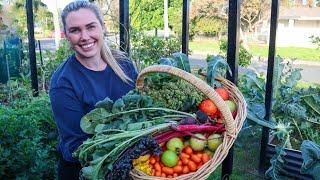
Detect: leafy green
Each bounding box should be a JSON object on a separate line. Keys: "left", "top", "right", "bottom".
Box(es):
{"left": 265, "top": 145, "right": 289, "bottom": 180}
{"left": 203, "top": 55, "right": 232, "bottom": 87}
{"left": 300, "top": 140, "right": 320, "bottom": 180}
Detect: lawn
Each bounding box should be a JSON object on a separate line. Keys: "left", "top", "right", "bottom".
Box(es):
{"left": 207, "top": 126, "right": 263, "bottom": 180}
{"left": 189, "top": 39, "right": 320, "bottom": 62}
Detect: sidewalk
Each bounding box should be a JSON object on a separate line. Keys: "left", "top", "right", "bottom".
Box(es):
{"left": 189, "top": 53, "right": 320, "bottom": 84}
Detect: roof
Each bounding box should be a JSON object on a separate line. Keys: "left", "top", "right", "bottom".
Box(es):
{"left": 279, "top": 7, "right": 320, "bottom": 20}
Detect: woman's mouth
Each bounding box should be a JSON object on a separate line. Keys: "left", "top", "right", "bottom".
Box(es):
{"left": 81, "top": 42, "right": 95, "bottom": 51}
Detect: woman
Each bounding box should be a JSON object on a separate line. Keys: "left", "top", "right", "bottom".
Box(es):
{"left": 49, "top": 1, "right": 137, "bottom": 179}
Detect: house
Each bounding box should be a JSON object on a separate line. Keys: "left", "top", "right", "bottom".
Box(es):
{"left": 277, "top": 7, "right": 320, "bottom": 47}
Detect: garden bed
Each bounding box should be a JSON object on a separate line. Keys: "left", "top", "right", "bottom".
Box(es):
{"left": 266, "top": 141, "right": 312, "bottom": 180}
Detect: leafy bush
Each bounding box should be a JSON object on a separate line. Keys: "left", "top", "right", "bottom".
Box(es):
{"left": 0, "top": 93, "right": 58, "bottom": 179}
{"left": 219, "top": 39, "right": 252, "bottom": 67}
{"left": 310, "top": 35, "right": 320, "bottom": 49}
{"left": 130, "top": 30, "right": 181, "bottom": 71}
{"left": 240, "top": 57, "right": 320, "bottom": 149}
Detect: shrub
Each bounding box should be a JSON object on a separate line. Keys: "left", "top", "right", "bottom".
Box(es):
{"left": 219, "top": 39, "right": 252, "bottom": 67}
{"left": 0, "top": 93, "right": 58, "bottom": 179}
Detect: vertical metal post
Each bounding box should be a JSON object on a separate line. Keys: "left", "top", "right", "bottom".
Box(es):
{"left": 222, "top": 0, "right": 240, "bottom": 178}
{"left": 259, "top": 0, "right": 279, "bottom": 173}
{"left": 26, "top": 0, "right": 39, "bottom": 96}
{"left": 38, "top": 40, "right": 43, "bottom": 66}
{"left": 181, "top": 0, "right": 189, "bottom": 55}
{"left": 119, "top": 0, "right": 130, "bottom": 55}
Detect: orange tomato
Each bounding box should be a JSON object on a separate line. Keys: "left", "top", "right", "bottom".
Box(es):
{"left": 181, "top": 157, "right": 189, "bottom": 165}
{"left": 197, "top": 162, "right": 203, "bottom": 169}
{"left": 180, "top": 152, "right": 190, "bottom": 159}
{"left": 184, "top": 146, "right": 193, "bottom": 155}
{"left": 187, "top": 161, "right": 197, "bottom": 172}
{"left": 202, "top": 153, "right": 210, "bottom": 164}
{"left": 161, "top": 172, "right": 166, "bottom": 178}
{"left": 155, "top": 156, "right": 160, "bottom": 162}
{"left": 196, "top": 153, "right": 203, "bottom": 159}
{"left": 173, "top": 165, "right": 183, "bottom": 174}
{"left": 215, "top": 87, "right": 229, "bottom": 100}
{"left": 162, "top": 167, "right": 174, "bottom": 175}
{"left": 155, "top": 171, "right": 162, "bottom": 177}
{"left": 149, "top": 157, "right": 156, "bottom": 165}
{"left": 154, "top": 162, "right": 161, "bottom": 172}
{"left": 182, "top": 166, "right": 190, "bottom": 174}
{"left": 173, "top": 173, "right": 178, "bottom": 177}
{"left": 178, "top": 160, "right": 183, "bottom": 166}
{"left": 191, "top": 154, "right": 201, "bottom": 164}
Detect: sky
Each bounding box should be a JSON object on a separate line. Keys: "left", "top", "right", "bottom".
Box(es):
{"left": 41, "top": 0, "right": 74, "bottom": 12}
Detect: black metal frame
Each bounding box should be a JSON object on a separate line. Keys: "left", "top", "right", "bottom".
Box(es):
{"left": 25, "top": 0, "right": 281, "bottom": 177}
{"left": 26, "top": 0, "right": 38, "bottom": 96}
{"left": 259, "top": 0, "right": 279, "bottom": 173}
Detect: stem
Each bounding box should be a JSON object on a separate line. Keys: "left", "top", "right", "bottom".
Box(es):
{"left": 291, "top": 118, "right": 304, "bottom": 141}
{"left": 96, "top": 107, "right": 195, "bottom": 123}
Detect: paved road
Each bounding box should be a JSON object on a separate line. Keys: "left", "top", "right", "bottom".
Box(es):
{"left": 189, "top": 54, "right": 320, "bottom": 84}
{"left": 38, "top": 39, "right": 320, "bottom": 84}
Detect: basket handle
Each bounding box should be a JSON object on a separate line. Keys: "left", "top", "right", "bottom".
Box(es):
{"left": 136, "top": 65, "right": 236, "bottom": 137}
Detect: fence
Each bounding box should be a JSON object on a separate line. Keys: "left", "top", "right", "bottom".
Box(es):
{"left": 0, "top": 37, "right": 23, "bottom": 84}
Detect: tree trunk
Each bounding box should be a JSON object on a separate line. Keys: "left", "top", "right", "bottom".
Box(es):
{"left": 163, "top": 0, "right": 169, "bottom": 38}
{"left": 53, "top": 0, "right": 60, "bottom": 49}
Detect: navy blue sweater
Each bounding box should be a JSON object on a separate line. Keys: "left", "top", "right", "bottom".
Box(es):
{"left": 49, "top": 55, "right": 137, "bottom": 162}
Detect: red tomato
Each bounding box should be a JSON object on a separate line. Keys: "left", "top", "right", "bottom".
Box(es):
{"left": 215, "top": 87, "right": 229, "bottom": 100}
{"left": 198, "top": 99, "right": 217, "bottom": 117}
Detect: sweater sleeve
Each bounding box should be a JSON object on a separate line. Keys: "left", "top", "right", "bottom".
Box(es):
{"left": 49, "top": 85, "right": 88, "bottom": 161}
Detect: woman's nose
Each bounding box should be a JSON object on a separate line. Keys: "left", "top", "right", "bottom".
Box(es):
{"left": 80, "top": 30, "right": 90, "bottom": 40}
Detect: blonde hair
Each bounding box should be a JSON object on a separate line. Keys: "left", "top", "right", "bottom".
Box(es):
{"left": 61, "top": 0, "right": 133, "bottom": 83}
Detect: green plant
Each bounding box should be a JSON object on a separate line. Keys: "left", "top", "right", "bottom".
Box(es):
{"left": 0, "top": 93, "right": 58, "bottom": 179}
{"left": 219, "top": 39, "right": 252, "bottom": 67}
{"left": 130, "top": 31, "right": 181, "bottom": 71}
{"left": 240, "top": 57, "right": 320, "bottom": 149}
{"left": 310, "top": 35, "right": 320, "bottom": 49}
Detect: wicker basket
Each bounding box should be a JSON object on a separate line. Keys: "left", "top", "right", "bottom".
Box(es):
{"left": 130, "top": 65, "right": 247, "bottom": 180}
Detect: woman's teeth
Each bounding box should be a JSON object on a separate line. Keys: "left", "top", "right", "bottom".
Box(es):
{"left": 82, "top": 43, "right": 94, "bottom": 49}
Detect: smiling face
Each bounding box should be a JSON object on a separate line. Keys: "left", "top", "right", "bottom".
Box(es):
{"left": 65, "top": 8, "right": 104, "bottom": 61}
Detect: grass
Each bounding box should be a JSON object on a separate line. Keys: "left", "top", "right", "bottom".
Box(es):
{"left": 206, "top": 126, "right": 264, "bottom": 180}
{"left": 189, "top": 39, "right": 320, "bottom": 62}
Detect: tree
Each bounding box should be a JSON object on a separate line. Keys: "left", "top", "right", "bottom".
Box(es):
{"left": 8, "top": 0, "right": 53, "bottom": 38}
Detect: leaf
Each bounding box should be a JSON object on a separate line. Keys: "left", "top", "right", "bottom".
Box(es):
{"left": 206, "top": 55, "right": 232, "bottom": 87}
{"left": 300, "top": 140, "right": 320, "bottom": 180}
{"left": 303, "top": 95, "right": 320, "bottom": 116}
{"left": 158, "top": 57, "right": 177, "bottom": 67}
{"left": 112, "top": 99, "right": 125, "bottom": 113}
{"left": 80, "top": 108, "right": 111, "bottom": 134}
{"left": 265, "top": 145, "right": 289, "bottom": 180}
{"left": 272, "top": 56, "right": 284, "bottom": 99}
{"left": 284, "top": 68, "right": 302, "bottom": 88}
{"left": 171, "top": 52, "right": 191, "bottom": 73}
{"left": 95, "top": 97, "right": 113, "bottom": 110}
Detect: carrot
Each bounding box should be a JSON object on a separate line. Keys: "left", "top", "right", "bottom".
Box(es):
{"left": 174, "top": 124, "right": 225, "bottom": 133}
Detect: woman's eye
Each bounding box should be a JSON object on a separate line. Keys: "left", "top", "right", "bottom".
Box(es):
{"left": 69, "top": 29, "right": 79, "bottom": 33}
{"left": 88, "top": 26, "right": 95, "bottom": 30}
